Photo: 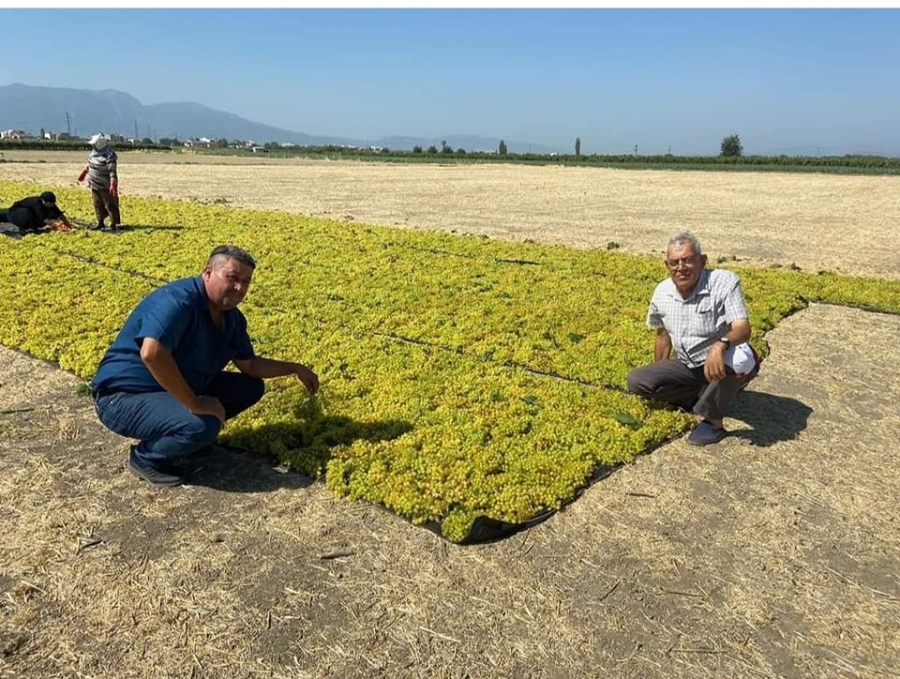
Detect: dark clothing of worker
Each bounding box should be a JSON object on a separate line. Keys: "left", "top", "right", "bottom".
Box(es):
{"left": 0, "top": 195, "right": 66, "bottom": 233}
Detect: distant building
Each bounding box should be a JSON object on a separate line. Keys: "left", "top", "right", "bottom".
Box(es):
{"left": 0, "top": 129, "right": 27, "bottom": 139}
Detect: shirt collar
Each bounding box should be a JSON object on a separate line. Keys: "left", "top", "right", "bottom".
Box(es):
{"left": 193, "top": 275, "right": 210, "bottom": 311}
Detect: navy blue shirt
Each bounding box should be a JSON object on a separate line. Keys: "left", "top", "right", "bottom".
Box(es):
{"left": 92, "top": 276, "right": 255, "bottom": 394}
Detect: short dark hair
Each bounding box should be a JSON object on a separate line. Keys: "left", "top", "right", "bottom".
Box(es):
{"left": 207, "top": 244, "right": 256, "bottom": 269}
{"left": 40, "top": 191, "right": 57, "bottom": 203}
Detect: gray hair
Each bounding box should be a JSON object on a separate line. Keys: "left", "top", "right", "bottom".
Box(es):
{"left": 667, "top": 230, "right": 702, "bottom": 256}
{"left": 207, "top": 244, "right": 256, "bottom": 269}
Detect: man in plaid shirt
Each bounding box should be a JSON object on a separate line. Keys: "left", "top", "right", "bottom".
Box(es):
{"left": 627, "top": 230, "right": 759, "bottom": 445}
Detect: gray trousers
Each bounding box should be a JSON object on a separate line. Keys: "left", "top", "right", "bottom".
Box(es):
{"left": 626, "top": 358, "right": 757, "bottom": 423}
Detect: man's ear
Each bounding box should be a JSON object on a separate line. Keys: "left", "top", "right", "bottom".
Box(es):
{"left": 700, "top": 253, "right": 709, "bottom": 268}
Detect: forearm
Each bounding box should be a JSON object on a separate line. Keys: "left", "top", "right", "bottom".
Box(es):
{"left": 654, "top": 333, "right": 672, "bottom": 362}
{"left": 722, "top": 320, "right": 751, "bottom": 346}
{"left": 140, "top": 341, "right": 199, "bottom": 409}
{"left": 238, "top": 356, "right": 303, "bottom": 379}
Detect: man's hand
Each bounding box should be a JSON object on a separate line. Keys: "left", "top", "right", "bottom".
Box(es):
{"left": 109, "top": 180, "right": 118, "bottom": 198}
{"left": 294, "top": 363, "right": 319, "bottom": 394}
{"left": 77, "top": 168, "right": 88, "bottom": 182}
{"left": 704, "top": 342, "right": 728, "bottom": 382}
{"left": 191, "top": 395, "right": 226, "bottom": 423}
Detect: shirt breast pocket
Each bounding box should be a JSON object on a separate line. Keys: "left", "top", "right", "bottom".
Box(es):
{"left": 691, "top": 298, "right": 719, "bottom": 336}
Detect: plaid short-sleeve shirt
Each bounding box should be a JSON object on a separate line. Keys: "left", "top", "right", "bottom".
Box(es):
{"left": 647, "top": 269, "right": 749, "bottom": 368}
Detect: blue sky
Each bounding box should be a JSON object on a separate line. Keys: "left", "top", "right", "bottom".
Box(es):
{"left": 2, "top": 8, "right": 899, "bottom": 155}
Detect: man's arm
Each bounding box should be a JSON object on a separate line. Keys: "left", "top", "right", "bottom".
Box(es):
{"left": 704, "top": 318, "right": 751, "bottom": 382}
{"left": 232, "top": 356, "right": 319, "bottom": 394}
{"left": 654, "top": 328, "right": 673, "bottom": 362}
{"left": 139, "top": 337, "right": 226, "bottom": 421}
{"left": 43, "top": 206, "right": 72, "bottom": 228}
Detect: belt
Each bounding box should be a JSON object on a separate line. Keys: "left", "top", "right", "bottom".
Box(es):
{"left": 91, "top": 387, "right": 119, "bottom": 400}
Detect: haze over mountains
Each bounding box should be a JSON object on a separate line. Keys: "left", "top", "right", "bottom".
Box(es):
{"left": 0, "top": 83, "right": 555, "bottom": 154}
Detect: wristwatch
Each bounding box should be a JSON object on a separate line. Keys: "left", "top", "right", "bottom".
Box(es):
{"left": 718, "top": 337, "right": 731, "bottom": 349}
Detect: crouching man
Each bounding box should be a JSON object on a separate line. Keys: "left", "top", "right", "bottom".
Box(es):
{"left": 91, "top": 245, "right": 319, "bottom": 485}
{"left": 626, "top": 230, "right": 759, "bottom": 445}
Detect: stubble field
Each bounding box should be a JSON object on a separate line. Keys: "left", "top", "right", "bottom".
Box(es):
{"left": 1, "top": 153, "right": 898, "bottom": 678}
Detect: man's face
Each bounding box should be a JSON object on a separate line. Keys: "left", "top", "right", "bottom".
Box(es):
{"left": 202, "top": 257, "right": 254, "bottom": 312}
{"left": 665, "top": 241, "right": 707, "bottom": 296}
{"left": 42, "top": 199, "right": 55, "bottom": 209}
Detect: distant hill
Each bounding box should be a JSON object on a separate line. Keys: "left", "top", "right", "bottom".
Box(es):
{"left": 0, "top": 83, "right": 554, "bottom": 153}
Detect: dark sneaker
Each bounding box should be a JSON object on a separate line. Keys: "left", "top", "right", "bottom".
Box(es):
{"left": 128, "top": 449, "right": 183, "bottom": 486}
{"left": 687, "top": 420, "right": 728, "bottom": 446}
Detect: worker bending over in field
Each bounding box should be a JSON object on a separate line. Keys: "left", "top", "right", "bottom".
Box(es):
{"left": 0, "top": 191, "right": 74, "bottom": 238}
{"left": 626, "top": 230, "right": 759, "bottom": 445}
{"left": 90, "top": 245, "right": 319, "bottom": 486}
{"left": 77, "top": 133, "right": 122, "bottom": 230}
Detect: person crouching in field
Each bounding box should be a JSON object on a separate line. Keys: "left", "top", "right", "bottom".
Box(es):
{"left": 0, "top": 191, "right": 74, "bottom": 238}
{"left": 626, "top": 230, "right": 759, "bottom": 445}
{"left": 77, "top": 133, "right": 122, "bottom": 231}
{"left": 90, "top": 245, "right": 320, "bottom": 486}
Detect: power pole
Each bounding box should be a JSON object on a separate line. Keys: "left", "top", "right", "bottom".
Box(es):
{"left": 65, "top": 111, "right": 71, "bottom": 136}
{"left": 134, "top": 120, "right": 138, "bottom": 139}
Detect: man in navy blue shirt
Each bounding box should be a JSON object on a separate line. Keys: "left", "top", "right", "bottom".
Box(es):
{"left": 91, "top": 244, "right": 319, "bottom": 486}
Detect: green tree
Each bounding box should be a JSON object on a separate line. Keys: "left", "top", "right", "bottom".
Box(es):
{"left": 40, "top": 127, "right": 46, "bottom": 140}
{"left": 720, "top": 134, "right": 743, "bottom": 157}
{"left": 441, "top": 143, "right": 454, "bottom": 154}
{"left": 498, "top": 139, "right": 508, "bottom": 155}
{"left": 456, "top": 147, "right": 466, "bottom": 155}
{"left": 412, "top": 145, "right": 423, "bottom": 154}
{"left": 426, "top": 145, "right": 438, "bottom": 154}
{"left": 575, "top": 137, "right": 581, "bottom": 157}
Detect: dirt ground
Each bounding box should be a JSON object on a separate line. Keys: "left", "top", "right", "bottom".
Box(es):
{"left": 2, "top": 150, "right": 899, "bottom": 280}
{"left": 1, "top": 158, "right": 899, "bottom": 678}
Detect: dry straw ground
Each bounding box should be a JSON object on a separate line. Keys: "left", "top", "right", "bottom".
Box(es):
{"left": 1, "top": 154, "right": 899, "bottom": 678}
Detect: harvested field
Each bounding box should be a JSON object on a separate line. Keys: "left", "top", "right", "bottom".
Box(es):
{"left": 3, "top": 150, "right": 900, "bottom": 280}
{"left": 1, "top": 157, "right": 898, "bottom": 678}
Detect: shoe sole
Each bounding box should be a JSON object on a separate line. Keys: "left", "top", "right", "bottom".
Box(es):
{"left": 687, "top": 432, "right": 728, "bottom": 446}
{"left": 127, "top": 462, "right": 183, "bottom": 487}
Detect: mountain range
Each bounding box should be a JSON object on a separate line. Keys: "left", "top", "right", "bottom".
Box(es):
{"left": 0, "top": 83, "right": 555, "bottom": 154}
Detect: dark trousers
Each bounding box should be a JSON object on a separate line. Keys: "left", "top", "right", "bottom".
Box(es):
{"left": 626, "top": 358, "right": 758, "bottom": 423}
{"left": 94, "top": 372, "right": 264, "bottom": 469}
{"left": 92, "top": 188, "right": 121, "bottom": 226}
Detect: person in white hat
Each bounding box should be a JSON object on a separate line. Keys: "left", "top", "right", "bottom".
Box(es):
{"left": 77, "top": 133, "right": 121, "bottom": 230}
{"left": 626, "top": 230, "right": 760, "bottom": 445}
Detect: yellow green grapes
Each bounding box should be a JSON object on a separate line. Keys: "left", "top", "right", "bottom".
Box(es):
{"left": 2, "top": 180, "right": 899, "bottom": 542}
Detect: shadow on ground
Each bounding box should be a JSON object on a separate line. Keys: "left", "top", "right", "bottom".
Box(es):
{"left": 181, "top": 445, "right": 315, "bottom": 493}
{"left": 728, "top": 389, "right": 813, "bottom": 446}
{"left": 191, "top": 415, "right": 414, "bottom": 493}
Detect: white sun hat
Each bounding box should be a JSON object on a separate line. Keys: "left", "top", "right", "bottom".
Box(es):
{"left": 725, "top": 342, "right": 757, "bottom": 375}
{"left": 88, "top": 133, "right": 108, "bottom": 149}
